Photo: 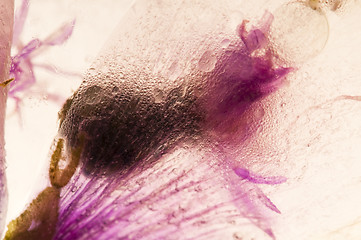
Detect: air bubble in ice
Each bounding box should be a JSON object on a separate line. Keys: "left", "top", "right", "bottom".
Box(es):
{"left": 254, "top": 107, "right": 265, "bottom": 120}
{"left": 153, "top": 88, "right": 164, "bottom": 103}
{"left": 112, "top": 86, "right": 119, "bottom": 94}
{"left": 221, "top": 39, "right": 231, "bottom": 48}
{"left": 197, "top": 50, "right": 217, "bottom": 72}
{"left": 83, "top": 85, "right": 103, "bottom": 105}
{"left": 269, "top": 2, "right": 329, "bottom": 64}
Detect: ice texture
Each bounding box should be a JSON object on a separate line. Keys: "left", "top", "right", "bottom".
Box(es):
{"left": 269, "top": 1, "right": 329, "bottom": 64}
{"left": 51, "top": 1, "right": 292, "bottom": 239}
{"left": 5, "top": 0, "right": 361, "bottom": 239}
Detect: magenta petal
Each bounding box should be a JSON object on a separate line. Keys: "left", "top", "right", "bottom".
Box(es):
{"left": 254, "top": 187, "right": 282, "bottom": 214}
{"left": 9, "top": 3, "right": 76, "bottom": 103}
{"left": 239, "top": 11, "right": 274, "bottom": 52}
{"left": 234, "top": 167, "right": 287, "bottom": 185}
{"left": 234, "top": 167, "right": 251, "bottom": 179}
{"left": 12, "top": 39, "right": 41, "bottom": 62}
{"left": 54, "top": 152, "right": 282, "bottom": 240}
{"left": 9, "top": 59, "right": 35, "bottom": 96}
{"left": 42, "top": 19, "right": 76, "bottom": 47}
{"left": 12, "top": 0, "right": 29, "bottom": 46}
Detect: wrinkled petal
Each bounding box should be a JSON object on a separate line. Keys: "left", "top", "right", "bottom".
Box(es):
{"left": 238, "top": 11, "right": 274, "bottom": 52}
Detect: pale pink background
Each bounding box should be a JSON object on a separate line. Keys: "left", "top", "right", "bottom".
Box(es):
{"left": 4, "top": 0, "right": 361, "bottom": 239}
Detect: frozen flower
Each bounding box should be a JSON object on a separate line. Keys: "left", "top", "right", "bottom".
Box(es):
{"left": 4, "top": 1, "right": 361, "bottom": 239}
{"left": 4, "top": 2, "right": 293, "bottom": 239}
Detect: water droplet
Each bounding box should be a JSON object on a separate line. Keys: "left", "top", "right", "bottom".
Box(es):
{"left": 153, "top": 88, "right": 164, "bottom": 103}
{"left": 254, "top": 107, "right": 265, "bottom": 120}
{"left": 197, "top": 50, "right": 217, "bottom": 72}
{"left": 269, "top": 2, "right": 329, "bottom": 64}
{"left": 168, "top": 60, "right": 178, "bottom": 74}
{"left": 221, "top": 39, "right": 231, "bottom": 48}
{"left": 232, "top": 232, "right": 243, "bottom": 240}
{"left": 194, "top": 185, "right": 202, "bottom": 192}
{"left": 112, "top": 86, "right": 119, "bottom": 94}
{"left": 168, "top": 60, "right": 183, "bottom": 80}
{"left": 83, "top": 85, "right": 103, "bottom": 105}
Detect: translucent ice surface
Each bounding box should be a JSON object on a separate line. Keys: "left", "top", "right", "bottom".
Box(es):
{"left": 3, "top": 0, "right": 361, "bottom": 240}
{"left": 51, "top": 2, "right": 292, "bottom": 238}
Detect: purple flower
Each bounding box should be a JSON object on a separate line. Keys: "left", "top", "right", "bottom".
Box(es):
{"left": 53, "top": 11, "right": 290, "bottom": 240}
{"left": 9, "top": 0, "right": 75, "bottom": 112}
{"left": 5, "top": 4, "right": 292, "bottom": 240}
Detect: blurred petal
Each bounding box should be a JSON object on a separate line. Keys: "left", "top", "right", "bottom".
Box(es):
{"left": 12, "top": 0, "right": 29, "bottom": 46}
{"left": 41, "top": 19, "right": 76, "bottom": 47}
{"left": 9, "top": 1, "right": 76, "bottom": 110}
